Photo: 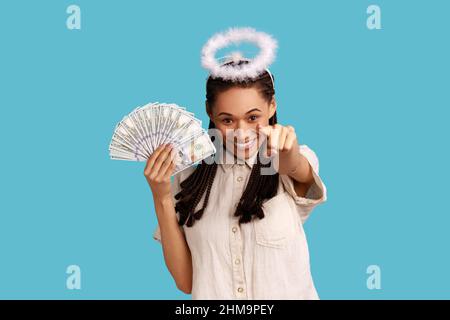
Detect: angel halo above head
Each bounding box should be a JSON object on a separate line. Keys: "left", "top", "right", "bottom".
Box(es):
{"left": 200, "top": 27, "right": 277, "bottom": 86}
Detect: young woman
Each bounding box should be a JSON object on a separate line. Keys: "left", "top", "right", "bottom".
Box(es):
{"left": 144, "top": 58, "right": 328, "bottom": 299}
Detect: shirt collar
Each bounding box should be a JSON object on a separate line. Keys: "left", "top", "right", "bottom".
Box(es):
{"left": 217, "top": 147, "right": 258, "bottom": 172}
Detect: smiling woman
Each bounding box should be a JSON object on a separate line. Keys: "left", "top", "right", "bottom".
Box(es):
{"left": 178, "top": 60, "right": 281, "bottom": 227}
{"left": 207, "top": 67, "right": 277, "bottom": 164}
{"left": 148, "top": 27, "right": 327, "bottom": 299}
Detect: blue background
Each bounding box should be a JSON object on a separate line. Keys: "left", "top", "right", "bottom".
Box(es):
{"left": 0, "top": 0, "right": 449, "bottom": 299}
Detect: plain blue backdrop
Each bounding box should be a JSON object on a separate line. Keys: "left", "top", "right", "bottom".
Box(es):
{"left": 0, "top": 0, "right": 449, "bottom": 299}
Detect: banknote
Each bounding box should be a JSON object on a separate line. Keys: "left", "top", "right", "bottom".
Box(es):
{"left": 109, "top": 102, "right": 216, "bottom": 176}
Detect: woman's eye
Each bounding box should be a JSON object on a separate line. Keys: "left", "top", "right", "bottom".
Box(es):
{"left": 222, "top": 118, "right": 233, "bottom": 124}
{"left": 248, "top": 115, "right": 259, "bottom": 121}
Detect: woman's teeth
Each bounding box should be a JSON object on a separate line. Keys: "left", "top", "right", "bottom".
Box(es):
{"left": 235, "top": 139, "right": 256, "bottom": 149}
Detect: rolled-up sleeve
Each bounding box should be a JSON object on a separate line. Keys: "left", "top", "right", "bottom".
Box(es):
{"left": 152, "top": 212, "right": 185, "bottom": 243}
{"left": 280, "top": 144, "right": 327, "bottom": 223}
{"left": 153, "top": 224, "right": 162, "bottom": 243}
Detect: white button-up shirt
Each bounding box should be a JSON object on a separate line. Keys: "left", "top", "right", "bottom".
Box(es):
{"left": 153, "top": 144, "right": 327, "bottom": 299}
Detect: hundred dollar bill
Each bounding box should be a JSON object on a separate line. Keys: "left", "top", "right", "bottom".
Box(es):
{"left": 109, "top": 102, "right": 217, "bottom": 176}
{"left": 172, "top": 132, "right": 216, "bottom": 175}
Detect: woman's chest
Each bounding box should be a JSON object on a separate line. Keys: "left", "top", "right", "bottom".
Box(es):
{"left": 182, "top": 171, "right": 301, "bottom": 255}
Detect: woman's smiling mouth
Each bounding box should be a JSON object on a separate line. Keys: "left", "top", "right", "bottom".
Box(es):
{"left": 235, "top": 138, "right": 257, "bottom": 150}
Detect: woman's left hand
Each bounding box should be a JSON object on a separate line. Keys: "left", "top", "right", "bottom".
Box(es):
{"left": 256, "top": 123, "right": 301, "bottom": 175}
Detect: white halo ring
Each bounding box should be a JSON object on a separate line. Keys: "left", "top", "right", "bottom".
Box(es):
{"left": 201, "top": 27, "right": 278, "bottom": 81}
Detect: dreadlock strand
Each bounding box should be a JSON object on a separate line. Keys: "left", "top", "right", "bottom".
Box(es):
{"left": 193, "top": 163, "right": 217, "bottom": 220}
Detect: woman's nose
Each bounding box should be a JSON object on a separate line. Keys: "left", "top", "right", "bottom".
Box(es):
{"left": 235, "top": 124, "right": 256, "bottom": 139}
{"left": 234, "top": 128, "right": 246, "bottom": 140}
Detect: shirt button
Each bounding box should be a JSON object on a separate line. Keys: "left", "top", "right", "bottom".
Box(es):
{"left": 237, "top": 287, "right": 244, "bottom": 293}
{"left": 235, "top": 259, "right": 240, "bottom": 265}
{"left": 232, "top": 226, "right": 238, "bottom": 233}
{"left": 237, "top": 176, "right": 243, "bottom": 182}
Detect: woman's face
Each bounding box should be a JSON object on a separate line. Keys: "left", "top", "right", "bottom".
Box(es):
{"left": 207, "top": 87, "right": 276, "bottom": 159}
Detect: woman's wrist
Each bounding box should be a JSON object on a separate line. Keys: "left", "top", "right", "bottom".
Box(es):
{"left": 153, "top": 193, "right": 174, "bottom": 208}
{"left": 285, "top": 151, "right": 303, "bottom": 173}
{"left": 286, "top": 153, "right": 313, "bottom": 183}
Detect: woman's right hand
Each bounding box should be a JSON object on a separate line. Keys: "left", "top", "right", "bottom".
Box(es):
{"left": 144, "top": 144, "right": 176, "bottom": 200}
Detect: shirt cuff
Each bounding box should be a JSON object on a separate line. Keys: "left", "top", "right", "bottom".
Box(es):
{"left": 153, "top": 224, "right": 162, "bottom": 243}
{"left": 153, "top": 212, "right": 185, "bottom": 244}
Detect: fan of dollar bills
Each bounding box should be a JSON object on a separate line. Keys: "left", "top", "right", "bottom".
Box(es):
{"left": 109, "top": 102, "right": 216, "bottom": 176}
